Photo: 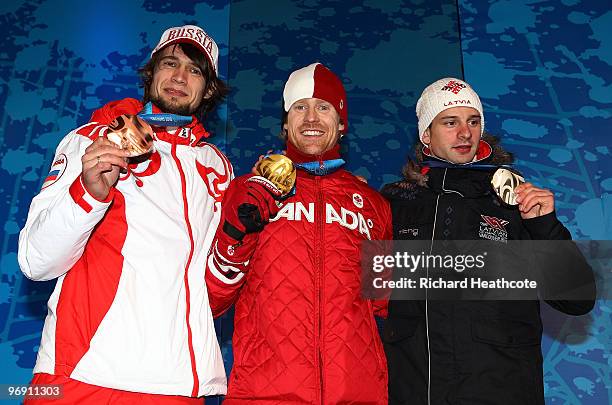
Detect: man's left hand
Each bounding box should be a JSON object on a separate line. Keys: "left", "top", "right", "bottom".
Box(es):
{"left": 222, "top": 174, "right": 283, "bottom": 239}
{"left": 515, "top": 182, "right": 555, "bottom": 219}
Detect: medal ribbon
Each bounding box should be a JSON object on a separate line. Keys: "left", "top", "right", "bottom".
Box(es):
{"left": 137, "top": 102, "right": 193, "bottom": 127}
{"left": 294, "top": 158, "right": 345, "bottom": 176}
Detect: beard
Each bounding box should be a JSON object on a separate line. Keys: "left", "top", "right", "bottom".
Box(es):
{"left": 149, "top": 93, "right": 196, "bottom": 116}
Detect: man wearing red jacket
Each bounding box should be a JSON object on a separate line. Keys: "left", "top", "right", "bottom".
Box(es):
{"left": 19, "top": 25, "right": 231, "bottom": 403}
{"left": 206, "top": 63, "right": 392, "bottom": 404}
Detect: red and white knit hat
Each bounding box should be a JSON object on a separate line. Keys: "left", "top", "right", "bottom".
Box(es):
{"left": 416, "top": 77, "right": 484, "bottom": 143}
{"left": 283, "top": 63, "right": 348, "bottom": 132}
{"left": 151, "top": 25, "right": 219, "bottom": 76}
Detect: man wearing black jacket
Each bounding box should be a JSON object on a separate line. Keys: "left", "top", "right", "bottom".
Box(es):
{"left": 381, "top": 77, "right": 595, "bottom": 405}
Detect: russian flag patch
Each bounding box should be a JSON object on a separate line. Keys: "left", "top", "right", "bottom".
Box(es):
{"left": 42, "top": 153, "right": 68, "bottom": 190}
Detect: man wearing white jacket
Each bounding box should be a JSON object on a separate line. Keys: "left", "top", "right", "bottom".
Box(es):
{"left": 18, "top": 24, "right": 231, "bottom": 404}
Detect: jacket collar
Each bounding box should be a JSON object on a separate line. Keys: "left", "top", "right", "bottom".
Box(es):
{"left": 424, "top": 165, "right": 495, "bottom": 198}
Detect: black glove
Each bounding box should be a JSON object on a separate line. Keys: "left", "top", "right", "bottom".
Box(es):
{"left": 221, "top": 174, "right": 283, "bottom": 241}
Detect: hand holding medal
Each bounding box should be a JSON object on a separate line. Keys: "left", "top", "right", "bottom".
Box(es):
{"left": 255, "top": 154, "right": 296, "bottom": 198}
{"left": 105, "top": 102, "right": 193, "bottom": 157}
{"left": 490, "top": 168, "right": 555, "bottom": 219}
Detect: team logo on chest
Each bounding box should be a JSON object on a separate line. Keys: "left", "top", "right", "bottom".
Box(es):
{"left": 196, "top": 146, "right": 233, "bottom": 212}
{"left": 479, "top": 215, "right": 509, "bottom": 242}
{"left": 352, "top": 193, "right": 364, "bottom": 208}
{"left": 399, "top": 228, "right": 419, "bottom": 238}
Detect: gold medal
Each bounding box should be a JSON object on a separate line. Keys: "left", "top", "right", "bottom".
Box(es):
{"left": 256, "top": 154, "right": 296, "bottom": 197}
{"left": 491, "top": 168, "right": 525, "bottom": 205}
{"left": 107, "top": 115, "right": 154, "bottom": 157}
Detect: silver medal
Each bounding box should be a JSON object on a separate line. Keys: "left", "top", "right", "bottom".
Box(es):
{"left": 491, "top": 168, "right": 525, "bottom": 205}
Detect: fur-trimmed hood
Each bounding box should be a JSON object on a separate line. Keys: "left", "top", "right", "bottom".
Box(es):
{"left": 401, "top": 133, "right": 514, "bottom": 187}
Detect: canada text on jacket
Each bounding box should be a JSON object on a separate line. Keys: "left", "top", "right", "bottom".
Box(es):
{"left": 270, "top": 201, "right": 373, "bottom": 240}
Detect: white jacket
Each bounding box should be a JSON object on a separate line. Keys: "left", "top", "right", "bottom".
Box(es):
{"left": 18, "top": 99, "right": 232, "bottom": 397}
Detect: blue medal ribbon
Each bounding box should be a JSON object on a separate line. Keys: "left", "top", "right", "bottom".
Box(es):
{"left": 137, "top": 102, "right": 193, "bottom": 127}
{"left": 294, "top": 158, "right": 345, "bottom": 176}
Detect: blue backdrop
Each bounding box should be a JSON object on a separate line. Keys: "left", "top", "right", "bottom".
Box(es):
{"left": 0, "top": 1, "right": 609, "bottom": 404}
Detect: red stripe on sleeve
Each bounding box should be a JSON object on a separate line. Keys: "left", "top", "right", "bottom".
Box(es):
{"left": 69, "top": 176, "right": 93, "bottom": 213}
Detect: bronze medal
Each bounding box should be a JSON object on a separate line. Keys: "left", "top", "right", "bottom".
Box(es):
{"left": 107, "top": 115, "right": 155, "bottom": 157}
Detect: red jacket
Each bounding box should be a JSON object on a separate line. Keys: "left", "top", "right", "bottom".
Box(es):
{"left": 206, "top": 143, "right": 392, "bottom": 404}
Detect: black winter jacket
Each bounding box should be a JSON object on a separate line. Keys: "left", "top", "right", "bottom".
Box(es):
{"left": 380, "top": 138, "right": 595, "bottom": 405}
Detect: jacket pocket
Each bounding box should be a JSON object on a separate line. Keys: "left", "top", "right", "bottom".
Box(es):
{"left": 471, "top": 317, "right": 541, "bottom": 347}
{"left": 383, "top": 316, "right": 421, "bottom": 343}
{"left": 383, "top": 316, "right": 427, "bottom": 405}
{"left": 366, "top": 301, "right": 387, "bottom": 375}
{"left": 469, "top": 317, "right": 543, "bottom": 405}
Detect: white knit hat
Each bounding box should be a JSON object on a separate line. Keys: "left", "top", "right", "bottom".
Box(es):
{"left": 151, "top": 25, "right": 219, "bottom": 76}
{"left": 416, "top": 77, "right": 484, "bottom": 143}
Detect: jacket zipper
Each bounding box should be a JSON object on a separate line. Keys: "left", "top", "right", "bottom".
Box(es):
{"left": 314, "top": 175, "right": 324, "bottom": 405}
{"left": 425, "top": 168, "right": 446, "bottom": 405}
{"left": 171, "top": 141, "right": 199, "bottom": 396}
